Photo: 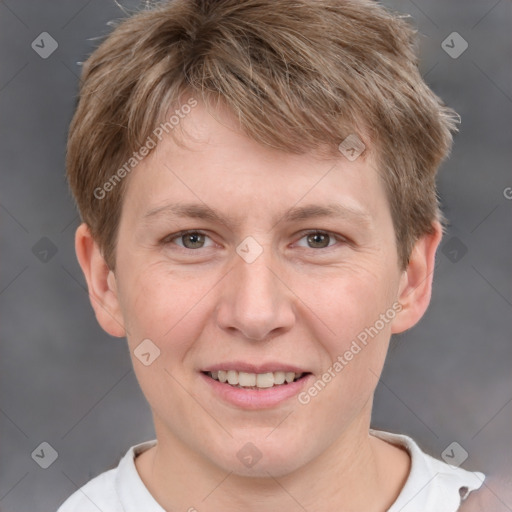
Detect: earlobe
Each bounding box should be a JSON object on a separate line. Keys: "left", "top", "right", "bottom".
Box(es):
{"left": 74, "top": 223, "right": 126, "bottom": 338}
{"left": 391, "top": 222, "right": 443, "bottom": 334}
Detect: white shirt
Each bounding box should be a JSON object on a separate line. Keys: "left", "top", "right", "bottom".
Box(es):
{"left": 57, "top": 429, "right": 485, "bottom": 512}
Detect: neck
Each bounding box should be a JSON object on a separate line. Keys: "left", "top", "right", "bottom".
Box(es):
{"left": 136, "top": 402, "right": 409, "bottom": 511}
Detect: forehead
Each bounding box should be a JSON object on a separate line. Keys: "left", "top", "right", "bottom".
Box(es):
{"left": 120, "top": 101, "right": 389, "bottom": 229}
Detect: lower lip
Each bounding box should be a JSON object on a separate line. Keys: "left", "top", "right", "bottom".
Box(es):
{"left": 200, "top": 372, "right": 313, "bottom": 410}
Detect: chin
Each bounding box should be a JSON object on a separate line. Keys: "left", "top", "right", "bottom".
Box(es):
{"left": 210, "top": 437, "right": 309, "bottom": 478}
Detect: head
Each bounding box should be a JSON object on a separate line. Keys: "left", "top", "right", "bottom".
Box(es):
{"left": 69, "top": 0, "right": 457, "bottom": 477}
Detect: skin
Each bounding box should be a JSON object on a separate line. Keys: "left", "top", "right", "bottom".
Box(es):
{"left": 75, "top": 99, "right": 442, "bottom": 511}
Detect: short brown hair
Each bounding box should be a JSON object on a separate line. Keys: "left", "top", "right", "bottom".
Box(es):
{"left": 66, "top": 0, "right": 458, "bottom": 271}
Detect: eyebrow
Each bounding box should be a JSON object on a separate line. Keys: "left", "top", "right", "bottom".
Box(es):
{"left": 141, "top": 202, "right": 372, "bottom": 230}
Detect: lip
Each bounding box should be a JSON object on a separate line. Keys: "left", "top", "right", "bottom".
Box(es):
{"left": 201, "top": 361, "right": 309, "bottom": 374}
{"left": 199, "top": 371, "right": 313, "bottom": 410}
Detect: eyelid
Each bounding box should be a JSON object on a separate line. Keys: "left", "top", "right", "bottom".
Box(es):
{"left": 293, "top": 229, "right": 350, "bottom": 249}
{"left": 162, "top": 229, "right": 215, "bottom": 248}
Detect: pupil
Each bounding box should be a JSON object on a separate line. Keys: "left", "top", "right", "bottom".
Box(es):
{"left": 184, "top": 233, "right": 204, "bottom": 249}
{"left": 308, "top": 233, "right": 329, "bottom": 248}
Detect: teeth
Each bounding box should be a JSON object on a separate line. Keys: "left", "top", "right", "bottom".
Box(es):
{"left": 256, "top": 372, "right": 274, "bottom": 388}
{"left": 274, "top": 371, "right": 286, "bottom": 385}
{"left": 207, "top": 370, "right": 305, "bottom": 388}
{"left": 238, "top": 372, "right": 256, "bottom": 387}
{"left": 285, "top": 372, "right": 295, "bottom": 383}
{"left": 227, "top": 370, "right": 238, "bottom": 385}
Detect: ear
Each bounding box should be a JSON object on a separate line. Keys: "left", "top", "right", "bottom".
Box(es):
{"left": 74, "top": 222, "right": 126, "bottom": 338}
{"left": 391, "top": 221, "right": 443, "bottom": 334}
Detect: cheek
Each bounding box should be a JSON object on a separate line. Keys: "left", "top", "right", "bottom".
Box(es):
{"left": 121, "top": 263, "right": 217, "bottom": 350}
{"left": 299, "top": 264, "right": 396, "bottom": 348}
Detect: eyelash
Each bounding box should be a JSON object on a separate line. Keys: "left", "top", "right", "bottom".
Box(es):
{"left": 161, "top": 229, "right": 349, "bottom": 252}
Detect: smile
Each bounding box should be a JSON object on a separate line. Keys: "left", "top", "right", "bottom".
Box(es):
{"left": 204, "top": 370, "right": 308, "bottom": 389}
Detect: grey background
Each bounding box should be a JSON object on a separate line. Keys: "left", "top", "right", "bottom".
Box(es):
{"left": 1, "top": 1, "right": 511, "bottom": 510}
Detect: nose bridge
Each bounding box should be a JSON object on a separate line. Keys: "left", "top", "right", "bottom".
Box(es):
{"left": 216, "top": 238, "right": 294, "bottom": 340}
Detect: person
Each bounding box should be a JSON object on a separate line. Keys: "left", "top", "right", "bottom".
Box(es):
{"left": 58, "top": 0, "right": 486, "bottom": 510}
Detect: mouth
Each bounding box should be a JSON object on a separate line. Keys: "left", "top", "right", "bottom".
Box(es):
{"left": 201, "top": 370, "right": 311, "bottom": 390}
{"left": 199, "top": 362, "right": 314, "bottom": 409}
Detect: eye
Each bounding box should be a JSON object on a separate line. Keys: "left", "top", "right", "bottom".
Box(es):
{"left": 163, "top": 230, "right": 214, "bottom": 250}
{"left": 295, "top": 230, "right": 345, "bottom": 249}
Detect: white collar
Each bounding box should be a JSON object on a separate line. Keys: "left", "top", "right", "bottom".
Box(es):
{"left": 114, "top": 430, "right": 484, "bottom": 511}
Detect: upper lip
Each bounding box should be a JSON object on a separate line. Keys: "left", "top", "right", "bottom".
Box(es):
{"left": 201, "top": 361, "right": 310, "bottom": 374}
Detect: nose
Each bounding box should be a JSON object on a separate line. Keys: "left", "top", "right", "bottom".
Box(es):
{"left": 215, "top": 244, "right": 296, "bottom": 341}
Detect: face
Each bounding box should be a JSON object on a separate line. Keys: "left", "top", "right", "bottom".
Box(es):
{"left": 82, "top": 100, "right": 432, "bottom": 478}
